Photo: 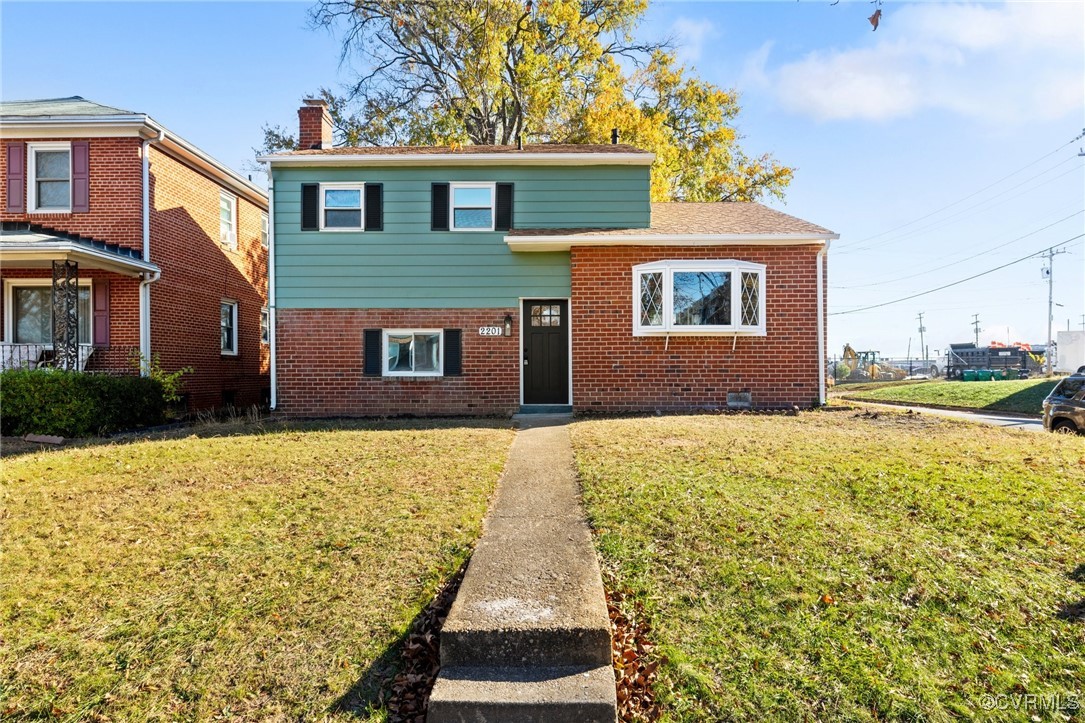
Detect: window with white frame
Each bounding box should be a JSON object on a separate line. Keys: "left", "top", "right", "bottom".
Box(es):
{"left": 633, "top": 260, "right": 766, "bottom": 335}
{"left": 320, "top": 183, "right": 364, "bottom": 230}
{"left": 219, "top": 192, "right": 237, "bottom": 249}
{"left": 450, "top": 182, "right": 495, "bottom": 231}
{"left": 384, "top": 330, "right": 442, "bottom": 376}
{"left": 28, "top": 142, "right": 72, "bottom": 212}
{"left": 221, "top": 300, "right": 239, "bottom": 355}
{"left": 4, "top": 280, "right": 92, "bottom": 344}
{"left": 260, "top": 212, "right": 269, "bottom": 248}
{"left": 260, "top": 306, "right": 270, "bottom": 344}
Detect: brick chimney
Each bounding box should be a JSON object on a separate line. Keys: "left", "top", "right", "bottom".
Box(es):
{"left": 298, "top": 98, "right": 333, "bottom": 150}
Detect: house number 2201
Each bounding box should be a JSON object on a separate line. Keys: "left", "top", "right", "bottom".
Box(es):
{"left": 478, "top": 326, "right": 503, "bottom": 337}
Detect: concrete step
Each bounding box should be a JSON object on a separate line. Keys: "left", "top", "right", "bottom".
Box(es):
{"left": 439, "top": 516, "right": 611, "bottom": 668}
{"left": 427, "top": 664, "right": 616, "bottom": 723}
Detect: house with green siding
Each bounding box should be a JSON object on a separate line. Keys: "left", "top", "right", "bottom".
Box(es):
{"left": 261, "top": 99, "right": 837, "bottom": 416}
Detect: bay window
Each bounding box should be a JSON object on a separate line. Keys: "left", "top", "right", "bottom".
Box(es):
{"left": 633, "top": 260, "right": 766, "bottom": 335}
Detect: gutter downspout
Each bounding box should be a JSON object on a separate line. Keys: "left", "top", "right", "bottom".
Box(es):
{"left": 139, "top": 131, "right": 166, "bottom": 374}
{"left": 816, "top": 241, "right": 830, "bottom": 406}
{"left": 266, "top": 171, "right": 277, "bottom": 411}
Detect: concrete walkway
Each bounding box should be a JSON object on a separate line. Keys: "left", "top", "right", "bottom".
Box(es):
{"left": 428, "top": 415, "right": 616, "bottom": 722}
{"left": 852, "top": 401, "right": 1045, "bottom": 433}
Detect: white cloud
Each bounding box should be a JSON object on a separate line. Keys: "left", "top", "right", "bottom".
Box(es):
{"left": 670, "top": 16, "right": 719, "bottom": 66}
{"left": 757, "top": 1, "right": 1084, "bottom": 123}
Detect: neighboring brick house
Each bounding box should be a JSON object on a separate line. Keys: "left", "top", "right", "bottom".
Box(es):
{"left": 262, "top": 100, "right": 836, "bottom": 416}
{"left": 0, "top": 97, "right": 269, "bottom": 410}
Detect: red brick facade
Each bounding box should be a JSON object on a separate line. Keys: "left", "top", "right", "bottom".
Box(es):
{"left": 571, "top": 244, "right": 823, "bottom": 411}
{"left": 277, "top": 308, "right": 520, "bottom": 416}
{"left": 1, "top": 135, "right": 268, "bottom": 410}
{"left": 274, "top": 244, "right": 824, "bottom": 417}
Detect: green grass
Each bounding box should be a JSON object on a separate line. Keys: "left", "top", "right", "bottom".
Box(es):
{"left": 844, "top": 378, "right": 1058, "bottom": 415}
{"left": 572, "top": 411, "right": 1085, "bottom": 722}
{"left": 1, "top": 420, "right": 513, "bottom": 721}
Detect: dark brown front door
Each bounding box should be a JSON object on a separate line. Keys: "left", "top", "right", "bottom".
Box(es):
{"left": 522, "top": 300, "right": 569, "bottom": 405}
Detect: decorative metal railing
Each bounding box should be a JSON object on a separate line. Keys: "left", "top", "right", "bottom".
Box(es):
{"left": 0, "top": 343, "right": 94, "bottom": 371}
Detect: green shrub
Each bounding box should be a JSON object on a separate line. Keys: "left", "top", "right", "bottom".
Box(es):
{"left": 0, "top": 369, "right": 166, "bottom": 437}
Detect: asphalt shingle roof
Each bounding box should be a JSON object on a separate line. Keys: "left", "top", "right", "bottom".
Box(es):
{"left": 509, "top": 202, "right": 836, "bottom": 237}
{"left": 0, "top": 96, "right": 137, "bottom": 118}
{"left": 270, "top": 143, "right": 650, "bottom": 157}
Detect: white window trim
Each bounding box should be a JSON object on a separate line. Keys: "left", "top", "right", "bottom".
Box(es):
{"left": 631, "top": 259, "right": 767, "bottom": 336}
{"left": 382, "top": 329, "right": 444, "bottom": 377}
{"left": 318, "top": 182, "right": 365, "bottom": 232}
{"left": 260, "top": 212, "right": 269, "bottom": 248}
{"left": 449, "top": 181, "right": 496, "bottom": 232}
{"left": 27, "top": 142, "right": 73, "bottom": 214}
{"left": 3, "top": 278, "right": 93, "bottom": 344}
{"left": 260, "top": 306, "right": 270, "bottom": 344}
{"left": 219, "top": 191, "right": 238, "bottom": 250}
{"left": 221, "top": 299, "right": 239, "bottom": 356}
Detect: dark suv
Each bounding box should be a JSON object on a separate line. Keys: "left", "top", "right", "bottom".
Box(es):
{"left": 1043, "top": 375, "right": 1085, "bottom": 434}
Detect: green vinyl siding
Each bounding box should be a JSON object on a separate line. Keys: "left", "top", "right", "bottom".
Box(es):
{"left": 272, "top": 164, "right": 649, "bottom": 309}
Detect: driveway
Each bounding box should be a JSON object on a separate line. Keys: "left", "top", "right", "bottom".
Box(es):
{"left": 851, "top": 401, "right": 1045, "bottom": 433}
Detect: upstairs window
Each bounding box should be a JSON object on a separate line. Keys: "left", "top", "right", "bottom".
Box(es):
{"left": 633, "top": 260, "right": 766, "bottom": 336}
{"left": 219, "top": 192, "right": 237, "bottom": 249}
{"left": 450, "top": 182, "right": 495, "bottom": 231}
{"left": 28, "top": 143, "right": 71, "bottom": 212}
{"left": 260, "top": 212, "right": 269, "bottom": 248}
{"left": 319, "top": 183, "right": 364, "bottom": 230}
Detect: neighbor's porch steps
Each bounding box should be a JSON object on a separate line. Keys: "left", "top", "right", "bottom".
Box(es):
{"left": 428, "top": 416, "right": 617, "bottom": 723}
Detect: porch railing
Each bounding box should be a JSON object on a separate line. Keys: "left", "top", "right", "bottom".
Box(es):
{"left": 0, "top": 343, "right": 94, "bottom": 371}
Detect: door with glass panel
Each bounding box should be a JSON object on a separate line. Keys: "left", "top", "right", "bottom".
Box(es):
{"left": 522, "top": 300, "right": 569, "bottom": 405}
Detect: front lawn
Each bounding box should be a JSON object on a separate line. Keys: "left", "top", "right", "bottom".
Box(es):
{"left": 1, "top": 420, "right": 513, "bottom": 721}
{"left": 572, "top": 411, "right": 1084, "bottom": 721}
{"left": 843, "top": 377, "right": 1058, "bottom": 415}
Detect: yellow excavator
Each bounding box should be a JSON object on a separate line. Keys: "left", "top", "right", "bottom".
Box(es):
{"left": 841, "top": 344, "right": 907, "bottom": 381}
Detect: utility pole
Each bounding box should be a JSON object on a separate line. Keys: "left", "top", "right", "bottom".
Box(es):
{"left": 1042, "top": 247, "right": 1067, "bottom": 376}
{"left": 972, "top": 314, "right": 981, "bottom": 347}
{"left": 917, "top": 312, "right": 926, "bottom": 364}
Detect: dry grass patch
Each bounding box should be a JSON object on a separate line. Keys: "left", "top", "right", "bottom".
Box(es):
{"left": 1, "top": 419, "right": 513, "bottom": 721}
{"left": 572, "top": 411, "right": 1085, "bottom": 722}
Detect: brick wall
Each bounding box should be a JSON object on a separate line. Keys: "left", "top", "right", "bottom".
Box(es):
{"left": 570, "top": 244, "right": 824, "bottom": 412}
{"left": 147, "top": 145, "right": 269, "bottom": 410}
{"left": 276, "top": 308, "right": 520, "bottom": 417}
{"left": 1, "top": 137, "right": 144, "bottom": 251}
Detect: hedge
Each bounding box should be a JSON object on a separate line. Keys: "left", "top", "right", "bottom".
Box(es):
{"left": 0, "top": 369, "right": 166, "bottom": 437}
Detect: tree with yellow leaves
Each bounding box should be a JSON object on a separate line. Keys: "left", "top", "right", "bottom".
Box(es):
{"left": 261, "top": 0, "right": 793, "bottom": 203}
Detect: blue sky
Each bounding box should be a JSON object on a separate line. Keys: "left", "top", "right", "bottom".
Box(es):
{"left": 3, "top": 0, "right": 1082, "bottom": 361}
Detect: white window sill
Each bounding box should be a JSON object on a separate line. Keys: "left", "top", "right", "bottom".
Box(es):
{"left": 633, "top": 329, "right": 767, "bottom": 337}
{"left": 29, "top": 208, "right": 71, "bottom": 214}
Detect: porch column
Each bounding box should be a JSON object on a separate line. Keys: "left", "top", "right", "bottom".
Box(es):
{"left": 51, "top": 260, "right": 79, "bottom": 371}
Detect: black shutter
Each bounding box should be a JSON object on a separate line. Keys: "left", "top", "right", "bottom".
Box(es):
{"left": 495, "top": 183, "right": 514, "bottom": 231}
{"left": 363, "top": 329, "right": 383, "bottom": 376}
{"left": 431, "top": 183, "right": 449, "bottom": 231}
{"left": 365, "top": 183, "right": 383, "bottom": 231}
{"left": 444, "top": 329, "right": 462, "bottom": 376}
{"left": 301, "top": 183, "right": 319, "bottom": 231}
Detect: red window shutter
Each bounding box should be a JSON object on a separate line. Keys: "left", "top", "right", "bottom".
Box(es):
{"left": 93, "top": 280, "right": 110, "bottom": 347}
{"left": 71, "top": 141, "right": 90, "bottom": 213}
{"left": 6, "top": 143, "right": 25, "bottom": 213}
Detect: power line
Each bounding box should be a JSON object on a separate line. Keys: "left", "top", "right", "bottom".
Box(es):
{"left": 828, "top": 136, "right": 1076, "bottom": 251}
{"left": 835, "top": 159, "right": 1082, "bottom": 254}
{"left": 830, "top": 209, "right": 1084, "bottom": 289}
{"left": 829, "top": 235, "right": 1084, "bottom": 316}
